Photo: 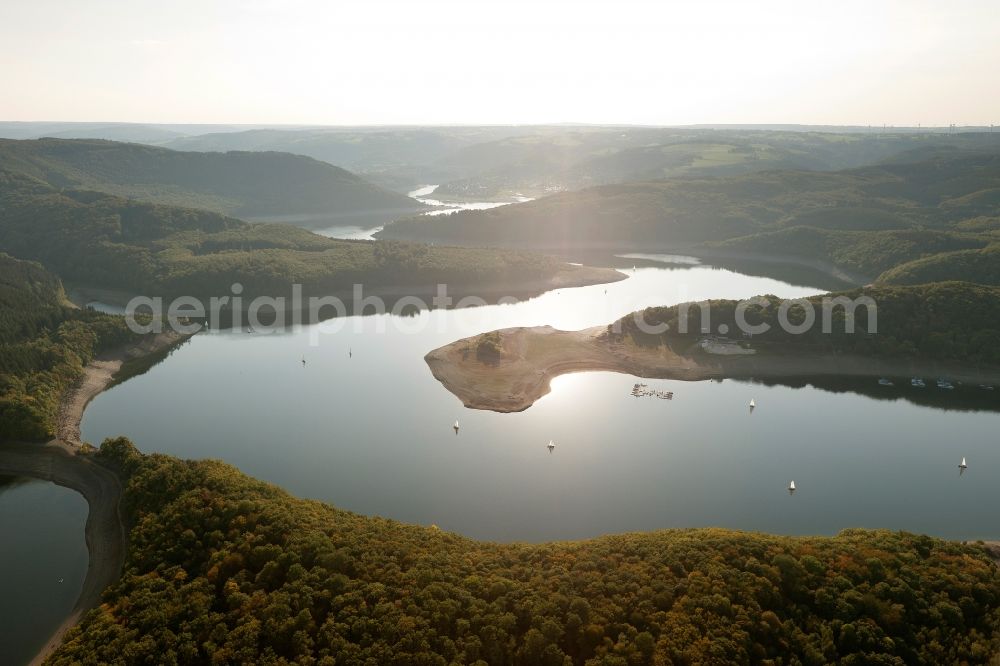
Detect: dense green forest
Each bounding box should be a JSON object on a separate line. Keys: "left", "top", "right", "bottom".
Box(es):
{"left": 0, "top": 169, "right": 568, "bottom": 300}
{"left": 0, "top": 251, "right": 67, "bottom": 344}
{"left": 616, "top": 282, "right": 1000, "bottom": 365}
{"left": 46, "top": 437, "right": 1000, "bottom": 664}
{"left": 0, "top": 254, "right": 135, "bottom": 440}
{"left": 0, "top": 138, "right": 424, "bottom": 218}
{"left": 706, "top": 227, "right": 988, "bottom": 278}
{"left": 379, "top": 149, "right": 1000, "bottom": 284}
{"left": 5, "top": 136, "right": 998, "bottom": 294}
{"left": 878, "top": 245, "right": 1000, "bottom": 287}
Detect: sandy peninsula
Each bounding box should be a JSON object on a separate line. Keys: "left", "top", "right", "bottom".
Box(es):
{"left": 425, "top": 326, "right": 1000, "bottom": 413}
{"left": 425, "top": 326, "right": 712, "bottom": 412}
{"left": 0, "top": 330, "right": 189, "bottom": 664}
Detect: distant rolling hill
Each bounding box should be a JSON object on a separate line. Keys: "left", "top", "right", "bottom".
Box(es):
{"left": 878, "top": 245, "right": 1000, "bottom": 286}
{"left": 425, "top": 130, "right": 1000, "bottom": 200}
{"left": 162, "top": 126, "right": 540, "bottom": 183}
{"left": 165, "top": 126, "right": 986, "bottom": 198}
{"left": 149, "top": 126, "right": 1000, "bottom": 203}
{"left": 0, "top": 122, "right": 186, "bottom": 144}
{"left": 166, "top": 128, "right": 470, "bottom": 172}
{"left": 379, "top": 150, "right": 1000, "bottom": 281}
{"left": 0, "top": 168, "right": 582, "bottom": 300}
{"left": 0, "top": 138, "right": 426, "bottom": 222}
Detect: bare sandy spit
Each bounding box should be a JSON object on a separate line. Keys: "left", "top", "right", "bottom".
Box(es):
{"left": 426, "top": 326, "right": 1000, "bottom": 413}
{"left": 0, "top": 330, "right": 188, "bottom": 665}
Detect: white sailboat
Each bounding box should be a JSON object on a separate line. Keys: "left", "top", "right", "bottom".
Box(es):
{"left": 749, "top": 398, "right": 756, "bottom": 411}
{"left": 960, "top": 457, "right": 968, "bottom": 470}
{"left": 788, "top": 480, "right": 796, "bottom": 495}
{"left": 547, "top": 439, "right": 555, "bottom": 452}
{"left": 453, "top": 420, "right": 460, "bottom": 434}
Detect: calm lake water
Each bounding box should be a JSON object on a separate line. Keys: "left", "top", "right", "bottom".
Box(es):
{"left": 0, "top": 478, "right": 88, "bottom": 665}
{"left": 407, "top": 184, "right": 533, "bottom": 215}
{"left": 80, "top": 255, "right": 1000, "bottom": 542}
{"left": 313, "top": 185, "right": 533, "bottom": 239}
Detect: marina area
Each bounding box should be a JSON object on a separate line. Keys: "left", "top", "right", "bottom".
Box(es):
{"left": 630, "top": 383, "right": 674, "bottom": 400}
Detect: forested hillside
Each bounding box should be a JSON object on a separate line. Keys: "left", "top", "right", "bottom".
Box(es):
{"left": 878, "top": 246, "right": 1000, "bottom": 287}
{"left": 0, "top": 170, "right": 571, "bottom": 299}
{"left": 379, "top": 150, "right": 1000, "bottom": 283}
{"left": 46, "top": 437, "right": 1000, "bottom": 665}
{"left": 0, "top": 251, "right": 67, "bottom": 344}
{"left": 0, "top": 254, "right": 135, "bottom": 440}
{"left": 0, "top": 138, "right": 425, "bottom": 218}
{"left": 617, "top": 282, "right": 1000, "bottom": 365}
{"left": 705, "top": 227, "right": 988, "bottom": 278}
{"left": 427, "top": 129, "right": 1000, "bottom": 200}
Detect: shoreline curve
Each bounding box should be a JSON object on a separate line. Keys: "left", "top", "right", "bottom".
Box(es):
{"left": 0, "top": 441, "right": 125, "bottom": 666}
{"left": 0, "top": 330, "right": 189, "bottom": 665}
{"left": 425, "top": 325, "right": 1000, "bottom": 413}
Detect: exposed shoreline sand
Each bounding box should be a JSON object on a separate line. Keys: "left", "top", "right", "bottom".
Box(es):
{"left": 57, "top": 331, "right": 188, "bottom": 445}
{"left": 0, "top": 330, "right": 189, "bottom": 665}
{"left": 426, "top": 326, "right": 1000, "bottom": 413}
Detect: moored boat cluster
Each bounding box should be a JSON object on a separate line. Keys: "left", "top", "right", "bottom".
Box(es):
{"left": 630, "top": 383, "right": 674, "bottom": 400}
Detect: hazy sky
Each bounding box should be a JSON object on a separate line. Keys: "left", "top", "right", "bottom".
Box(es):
{"left": 2, "top": 0, "right": 998, "bottom": 126}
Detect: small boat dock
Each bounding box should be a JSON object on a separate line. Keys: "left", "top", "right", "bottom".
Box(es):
{"left": 630, "top": 383, "right": 674, "bottom": 400}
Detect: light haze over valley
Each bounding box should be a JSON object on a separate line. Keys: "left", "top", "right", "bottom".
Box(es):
{"left": 2, "top": 2, "right": 1000, "bottom": 664}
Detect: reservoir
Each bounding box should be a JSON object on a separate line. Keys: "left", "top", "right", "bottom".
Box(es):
{"left": 79, "top": 255, "right": 1000, "bottom": 542}
{"left": 0, "top": 478, "right": 88, "bottom": 665}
